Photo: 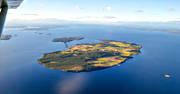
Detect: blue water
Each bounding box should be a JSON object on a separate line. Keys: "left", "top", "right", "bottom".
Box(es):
{"left": 0, "top": 24, "right": 180, "bottom": 94}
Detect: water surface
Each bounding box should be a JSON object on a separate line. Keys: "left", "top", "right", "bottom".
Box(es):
{"left": 0, "top": 24, "right": 180, "bottom": 94}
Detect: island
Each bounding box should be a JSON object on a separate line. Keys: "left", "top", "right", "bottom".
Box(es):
{"left": 1, "top": 35, "right": 12, "bottom": 40}
{"left": 52, "top": 37, "right": 84, "bottom": 47}
{"left": 38, "top": 40, "right": 142, "bottom": 72}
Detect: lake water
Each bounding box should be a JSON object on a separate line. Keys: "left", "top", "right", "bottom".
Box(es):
{"left": 0, "top": 24, "right": 180, "bottom": 94}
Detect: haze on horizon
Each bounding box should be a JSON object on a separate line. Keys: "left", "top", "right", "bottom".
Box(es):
{"left": 6, "top": 0, "right": 180, "bottom": 23}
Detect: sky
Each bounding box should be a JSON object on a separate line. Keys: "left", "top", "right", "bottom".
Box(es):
{"left": 6, "top": 0, "right": 180, "bottom": 23}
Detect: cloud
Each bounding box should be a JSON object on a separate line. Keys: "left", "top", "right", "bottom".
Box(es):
{"left": 22, "top": 13, "right": 39, "bottom": 16}
{"left": 99, "top": 6, "right": 112, "bottom": 12}
{"left": 74, "top": 5, "right": 80, "bottom": 9}
{"left": 136, "top": 10, "right": 144, "bottom": 13}
{"left": 74, "top": 5, "right": 84, "bottom": 10}
{"left": 56, "top": 74, "right": 88, "bottom": 94}
{"left": 99, "top": 8, "right": 103, "bottom": 11}
{"left": 106, "top": 6, "right": 112, "bottom": 11}
{"left": 167, "top": 8, "right": 174, "bottom": 11}
{"left": 8, "top": 12, "right": 16, "bottom": 14}
{"left": 39, "top": 4, "right": 45, "bottom": 8}
{"left": 104, "top": 16, "right": 116, "bottom": 19}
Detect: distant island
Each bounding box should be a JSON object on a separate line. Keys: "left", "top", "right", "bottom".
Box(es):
{"left": 52, "top": 37, "right": 84, "bottom": 47}
{"left": 38, "top": 40, "right": 141, "bottom": 72}
{"left": 1, "top": 35, "right": 12, "bottom": 40}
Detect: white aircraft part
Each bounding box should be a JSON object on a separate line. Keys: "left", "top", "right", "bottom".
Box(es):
{"left": 0, "top": 0, "right": 24, "bottom": 37}
{"left": 6, "top": 0, "right": 24, "bottom": 9}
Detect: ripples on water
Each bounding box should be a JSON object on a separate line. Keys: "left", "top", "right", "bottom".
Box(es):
{"left": 0, "top": 24, "right": 180, "bottom": 94}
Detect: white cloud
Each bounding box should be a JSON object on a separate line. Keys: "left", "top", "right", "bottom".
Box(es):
{"left": 99, "top": 8, "right": 103, "bottom": 11}
{"left": 6, "top": 9, "right": 180, "bottom": 23}
{"left": 136, "top": 10, "right": 144, "bottom": 13}
{"left": 167, "top": 8, "right": 174, "bottom": 11}
{"left": 104, "top": 16, "right": 116, "bottom": 19}
{"left": 74, "top": 5, "right": 80, "bottom": 9}
{"left": 56, "top": 74, "right": 88, "bottom": 94}
{"left": 106, "top": 6, "right": 112, "bottom": 11}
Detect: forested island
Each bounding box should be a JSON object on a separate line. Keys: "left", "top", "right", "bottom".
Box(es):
{"left": 52, "top": 37, "right": 84, "bottom": 42}
{"left": 52, "top": 37, "right": 84, "bottom": 47}
{"left": 38, "top": 40, "right": 141, "bottom": 72}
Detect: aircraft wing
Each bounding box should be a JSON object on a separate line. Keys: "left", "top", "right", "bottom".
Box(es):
{"left": 6, "top": 0, "right": 24, "bottom": 9}
{"left": 0, "top": 0, "right": 24, "bottom": 37}
{"left": 0, "top": 0, "right": 24, "bottom": 9}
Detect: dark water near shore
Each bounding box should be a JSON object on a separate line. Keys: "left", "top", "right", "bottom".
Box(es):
{"left": 0, "top": 24, "right": 180, "bottom": 94}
